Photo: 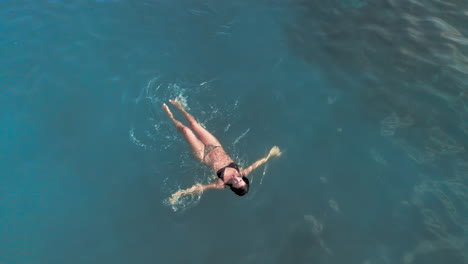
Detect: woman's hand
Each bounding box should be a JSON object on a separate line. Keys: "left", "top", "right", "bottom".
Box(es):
{"left": 168, "top": 183, "right": 204, "bottom": 204}
{"left": 268, "top": 146, "right": 282, "bottom": 158}
{"left": 241, "top": 146, "right": 282, "bottom": 177}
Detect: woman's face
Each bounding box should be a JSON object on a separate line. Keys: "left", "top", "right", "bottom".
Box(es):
{"left": 229, "top": 175, "right": 246, "bottom": 188}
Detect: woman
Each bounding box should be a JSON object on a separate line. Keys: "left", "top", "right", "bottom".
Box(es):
{"left": 162, "top": 99, "right": 281, "bottom": 202}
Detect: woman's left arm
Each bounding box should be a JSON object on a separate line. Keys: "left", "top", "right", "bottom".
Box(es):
{"left": 241, "top": 146, "right": 282, "bottom": 176}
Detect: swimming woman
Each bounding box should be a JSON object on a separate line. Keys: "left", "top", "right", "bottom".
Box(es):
{"left": 162, "top": 99, "right": 281, "bottom": 202}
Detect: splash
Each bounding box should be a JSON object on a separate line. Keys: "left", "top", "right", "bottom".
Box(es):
{"left": 260, "top": 163, "right": 268, "bottom": 184}
{"left": 165, "top": 183, "right": 204, "bottom": 213}
{"left": 129, "top": 76, "right": 190, "bottom": 153}
{"left": 232, "top": 128, "right": 250, "bottom": 145}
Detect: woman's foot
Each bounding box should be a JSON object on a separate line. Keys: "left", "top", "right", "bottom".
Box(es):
{"left": 163, "top": 103, "right": 185, "bottom": 131}
{"left": 162, "top": 103, "right": 175, "bottom": 120}
{"left": 169, "top": 99, "right": 187, "bottom": 114}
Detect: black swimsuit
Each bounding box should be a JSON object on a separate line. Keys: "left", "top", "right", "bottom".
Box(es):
{"left": 216, "top": 162, "right": 241, "bottom": 181}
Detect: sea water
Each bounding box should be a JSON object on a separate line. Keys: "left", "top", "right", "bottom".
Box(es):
{"left": 1, "top": 0, "right": 467, "bottom": 263}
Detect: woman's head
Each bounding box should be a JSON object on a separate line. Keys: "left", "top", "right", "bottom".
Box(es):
{"left": 227, "top": 175, "right": 250, "bottom": 196}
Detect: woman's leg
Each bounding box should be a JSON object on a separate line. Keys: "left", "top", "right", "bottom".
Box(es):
{"left": 169, "top": 100, "right": 221, "bottom": 146}
{"left": 162, "top": 104, "right": 204, "bottom": 161}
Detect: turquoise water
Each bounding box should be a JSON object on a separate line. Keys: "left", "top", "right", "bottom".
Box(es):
{"left": 1, "top": 0, "right": 467, "bottom": 263}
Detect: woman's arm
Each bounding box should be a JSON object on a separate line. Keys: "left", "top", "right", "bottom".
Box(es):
{"left": 241, "top": 146, "right": 282, "bottom": 177}
{"left": 202, "top": 180, "right": 225, "bottom": 190}
{"left": 168, "top": 181, "right": 224, "bottom": 205}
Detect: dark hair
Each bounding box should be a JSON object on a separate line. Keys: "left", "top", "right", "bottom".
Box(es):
{"left": 228, "top": 176, "right": 250, "bottom": 196}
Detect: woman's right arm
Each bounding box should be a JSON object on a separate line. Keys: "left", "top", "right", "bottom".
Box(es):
{"left": 202, "top": 180, "right": 225, "bottom": 191}
{"left": 168, "top": 181, "right": 223, "bottom": 205}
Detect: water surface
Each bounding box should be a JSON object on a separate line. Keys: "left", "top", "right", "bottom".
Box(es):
{"left": 1, "top": 0, "right": 467, "bottom": 263}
